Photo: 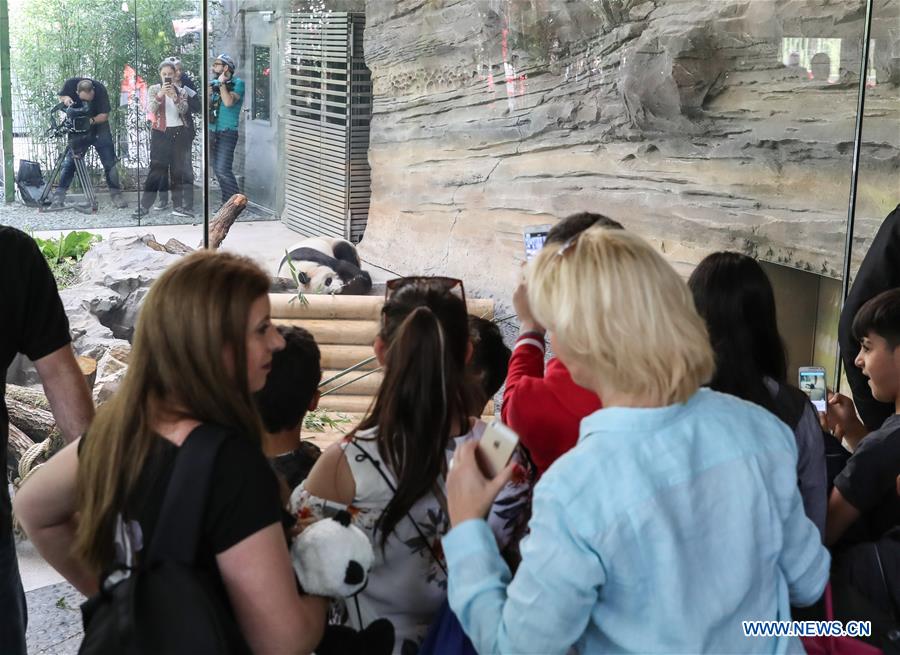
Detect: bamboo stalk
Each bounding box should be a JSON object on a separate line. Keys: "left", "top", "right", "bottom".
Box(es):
{"left": 320, "top": 367, "right": 383, "bottom": 397}
{"left": 319, "top": 355, "right": 378, "bottom": 388}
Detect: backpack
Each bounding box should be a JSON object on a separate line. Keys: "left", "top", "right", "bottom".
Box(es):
{"left": 78, "top": 425, "right": 251, "bottom": 655}
{"left": 771, "top": 382, "right": 851, "bottom": 494}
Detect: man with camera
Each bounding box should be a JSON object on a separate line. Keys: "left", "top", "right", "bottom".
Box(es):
{"left": 208, "top": 54, "right": 244, "bottom": 206}
{"left": 52, "top": 77, "right": 128, "bottom": 209}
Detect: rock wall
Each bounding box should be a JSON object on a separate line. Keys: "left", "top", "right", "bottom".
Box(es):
{"left": 357, "top": 0, "right": 900, "bottom": 304}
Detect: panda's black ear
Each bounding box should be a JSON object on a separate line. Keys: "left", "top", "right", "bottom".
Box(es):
{"left": 333, "top": 510, "right": 352, "bottom": 527}
{"left": 344, "top": 560, "right": 365, "bottom": 586}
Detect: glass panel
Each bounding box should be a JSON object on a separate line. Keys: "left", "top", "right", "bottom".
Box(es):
{"left": 253, "top": 45, "right": 271, "bottom": 121}
{"left": 4, "top": 0, "right": 205, "bottom": 232}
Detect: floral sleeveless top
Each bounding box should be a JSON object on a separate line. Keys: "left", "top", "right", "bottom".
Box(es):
{"left": 292, "top": 420, "right": 531, "bottom": 655}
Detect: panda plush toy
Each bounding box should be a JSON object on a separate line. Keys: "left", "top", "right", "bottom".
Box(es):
{"left": 278, "top": 237, "right": 372, "bottom": 296}
{"left": 292, "top": 510, "right": 394, "bottom": 655}
{"left": 291, "top": 510, "right": 373, "bottom": 598}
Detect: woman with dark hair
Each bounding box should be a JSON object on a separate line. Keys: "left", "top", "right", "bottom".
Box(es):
{"left": 688, "top": 251, "right": 827, "bottom": 537}
{"left": 14, "top": 251, "right": 327, "bottom": 654}
{"left": 296, "top": 277, "right": 528, "bottom": 654}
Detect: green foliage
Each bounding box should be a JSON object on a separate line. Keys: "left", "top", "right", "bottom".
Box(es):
{"left": 284, "top": 249, "right": 311, "bottom": 307}
{"left": 302, "top": 409, "right": 351, "bottom": 433}
{"left": 32, "top": 231, "right": 101, "bottom": 289}
{"left": 33, "top": 231, "right": 102, "bottom": 263}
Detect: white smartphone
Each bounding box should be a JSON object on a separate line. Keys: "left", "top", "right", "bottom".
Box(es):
{"left": 524, "top": 224, "right": 551, "bottom": 261}
{"left": 478, "top": 420, "right": 519, "bottom": 478}
{"left": 798, "top": 366, "right": 827, "bottom": 412}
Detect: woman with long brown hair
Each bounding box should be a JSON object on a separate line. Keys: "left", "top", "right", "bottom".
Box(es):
{"left": 14, "top": 251, "right": 326, "bottom": 654}
{"left": 295, "top": 277, "right": 528, "bottom": 654}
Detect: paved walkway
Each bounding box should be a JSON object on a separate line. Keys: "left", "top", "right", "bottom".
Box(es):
{"left": 25, "top": 582, "right": 84, "bottom": 654}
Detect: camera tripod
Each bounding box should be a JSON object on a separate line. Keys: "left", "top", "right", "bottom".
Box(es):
{"left": 38, "top": 143, "right": 98, "bottom": 214}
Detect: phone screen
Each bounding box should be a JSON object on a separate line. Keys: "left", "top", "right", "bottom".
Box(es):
{"left": 798, "top": 368, "right": 827, "bottom": 412}
{"left": 524, "top": 225, "right": 550, "bottom": 261}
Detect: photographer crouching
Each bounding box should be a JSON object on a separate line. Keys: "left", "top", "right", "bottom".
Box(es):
{"left": 52, "top": 78, "right": 128, "bottom": 209}
{"left": 132, "top": 61, "right": 193, "bottom": 220}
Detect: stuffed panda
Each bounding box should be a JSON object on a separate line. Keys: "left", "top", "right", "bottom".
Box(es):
{"left": 278, "top": 237, "right": 373, "bottom": 296}
{"left": 291, "top": 510, "right": 395, "bottom": 655}
{"left": 291, "top": 510, "right": 374, "bottom": 598}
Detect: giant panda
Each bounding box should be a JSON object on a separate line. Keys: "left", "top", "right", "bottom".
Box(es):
{"left": 278, "top": 236, "right": 373, "bottom": 296}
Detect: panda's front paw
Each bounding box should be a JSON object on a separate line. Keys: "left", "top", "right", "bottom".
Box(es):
{"left": 291, "top": 511, "right": 374, "bottom": 599}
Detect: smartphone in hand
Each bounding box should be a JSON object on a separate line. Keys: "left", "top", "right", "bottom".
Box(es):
{"left": 798, "top": 366, "right": 827, "bottom": 412}
{"left": 524, "top": 225, "right": 551, "bottom": 261}
{"left": 478, "top": 420, "right": 519, "bottom": 478}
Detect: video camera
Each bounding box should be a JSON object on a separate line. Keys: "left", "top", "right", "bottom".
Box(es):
{"left": 48, "top": 102, "right": 93, "bottom": 137}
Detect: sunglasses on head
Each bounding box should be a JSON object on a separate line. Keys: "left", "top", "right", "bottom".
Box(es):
{"left": 385, "top": 276, "right": 466, "bottom": 304}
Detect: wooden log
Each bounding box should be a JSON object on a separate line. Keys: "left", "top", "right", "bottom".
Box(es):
{"left": 320, "top": 369, "right": 384, "bottom": 396}
{"left": 7, "top": 424, "right": 34, "bottom": 483}
{"left": 5, "top": 385, "right": 50, "bottom": 411}
{"left": 272, "top": 319, "right": 379, "bottom": 346}
{"left": 202, "top": 194, "right": 248, "bottom": 249}
{"left": 77, "top": 356, "right": 97, "bottom": 390}
{"left": 270, "top": 294, "right": 495, "bottom": 321}
{"left": 319, "top": 345, "right": 378, "bottom": 372}
{"left": 7, "top": 397, "right": 57, "bottom": 442}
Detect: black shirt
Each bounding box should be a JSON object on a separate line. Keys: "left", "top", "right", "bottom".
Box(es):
{"left": 82, "top": 426, "right": 282, "bottom": 593}
{"left": 834, "top": 413, "right": 900, "bottom": 545}
{"left": 0, "top": 226, "right": 71, "bottom": 534}
{"left": 838, "top": 204, "right": 900, "bottom": 430}
{"left": 58, "top": 77, "right": 113, "bottom": 138}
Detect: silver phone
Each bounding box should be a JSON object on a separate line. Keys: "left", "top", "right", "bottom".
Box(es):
{"left": 524, "top": 225, "right": 551, "bottom": 261}
{"left": 478, "top": 420, "right": 519, "bottom": 478}
{"left": 798, "top": 366, "right": 827, "bottom": 412}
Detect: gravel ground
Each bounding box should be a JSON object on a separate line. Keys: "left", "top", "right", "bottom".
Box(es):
{"left": 25, "top": 582, "right": 85, "bottom": 655}
{"left": 0, "top": 191, "right": 274, "bottom": 233}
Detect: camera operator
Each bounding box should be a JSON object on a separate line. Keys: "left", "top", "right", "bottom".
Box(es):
{"left": 133, "top": 61, "right": 192, "bottom": 220}
{"left": 152, "top": 56, "right": 200, "bottom": 214}
{"left": 207, "top": 54, "right": 244, "bottom": 206}
{"left": 52, "top": 78, "right": 128, "bottom": 209}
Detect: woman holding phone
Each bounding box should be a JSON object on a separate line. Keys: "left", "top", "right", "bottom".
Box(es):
{"left": 444, "top": 228, "right": 829, "bottom": 654}
{"left": 132, "top": 61, "right": 192, "bottom": 220}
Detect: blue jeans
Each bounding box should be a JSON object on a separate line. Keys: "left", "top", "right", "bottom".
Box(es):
{"left": 0, "top": 530, "right": 27, "bottom": 655}
{"left": 57, "top": 128, "right": 123, "bottom": 196}
{"left": 210, "top": 129, "right": 239, "bottom": 204}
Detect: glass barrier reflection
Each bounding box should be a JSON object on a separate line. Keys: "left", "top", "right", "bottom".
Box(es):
{"left": 5, "top": 0, "right": 203, "bottom": 233}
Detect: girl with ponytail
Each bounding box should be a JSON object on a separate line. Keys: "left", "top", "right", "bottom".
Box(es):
{"left": 298, "top": 277, "right": 528, "bottom": 654}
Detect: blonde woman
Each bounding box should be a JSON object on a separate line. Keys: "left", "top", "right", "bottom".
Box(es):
{"left": 444, "top": 228, "right": 830, "bottom": 653}
{"left": 14, "top": 251, "right": 327, "bottom": 654}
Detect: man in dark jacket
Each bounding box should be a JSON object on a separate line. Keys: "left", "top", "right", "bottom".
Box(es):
{"left": 838, "top": 204, "right": 900, "bottom": 430}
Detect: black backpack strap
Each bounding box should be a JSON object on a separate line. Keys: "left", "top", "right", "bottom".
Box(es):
{"left": 146, "top": 424, "right": 229, "bottom": 565}
{"left": 770, "top": 382, "right": 811, "bottom": 431}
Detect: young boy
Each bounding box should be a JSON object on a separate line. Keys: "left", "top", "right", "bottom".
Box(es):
{"left": 255, "top": 325, "right": 322, "bottom": 494}
{"left": 826, "top": 288, "right": 900, "bottom": 548}
{"left": 467, "top": 316, "right": 511, "bottom": 416}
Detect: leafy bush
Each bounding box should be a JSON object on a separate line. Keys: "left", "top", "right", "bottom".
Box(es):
{"left": 32, "top": 231, "right": 102, "bottom": 289}
{"left": 33, "top": 231, "right": 102, "bottom": 263}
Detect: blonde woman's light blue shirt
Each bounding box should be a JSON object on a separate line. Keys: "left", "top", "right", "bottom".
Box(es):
{"left": 444, "top": 388, "right": 830, "bottom": 654}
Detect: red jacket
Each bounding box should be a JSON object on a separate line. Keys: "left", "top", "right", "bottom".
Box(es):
{"left": 501, "top": 333, "right": 602, "bottom": 475}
